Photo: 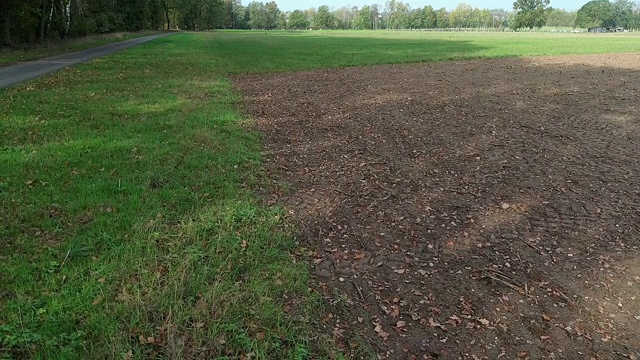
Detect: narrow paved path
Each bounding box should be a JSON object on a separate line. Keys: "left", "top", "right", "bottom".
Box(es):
{"left": 0, "top": 33, "right": 174, "bottom": 89}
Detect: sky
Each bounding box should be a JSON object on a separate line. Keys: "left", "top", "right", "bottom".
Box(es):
{"left": 274, "top": 0, "right": 585, "bottom": 12}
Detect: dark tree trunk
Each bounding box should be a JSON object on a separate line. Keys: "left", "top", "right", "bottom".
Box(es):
{"left": 0, "top": 17, "right": 9, "bottom": 46}
{"left": 0, "top": 7, "right": 10, "bottom": 45}
{"left": 37, "top": 0, "right": 53, "bottom": 42}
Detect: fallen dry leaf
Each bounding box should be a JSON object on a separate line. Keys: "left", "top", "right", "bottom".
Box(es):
{"left": 446, "top": 315, "right": 461, "bottom": 327}
{"left": 374, "top": 323, "right": 389, "bottom": 340}
{"left": 429, "top": 317, "right": 446, "bottom": 330}
{"left": 92, "top": 295, "right": 104, "bottom": 306}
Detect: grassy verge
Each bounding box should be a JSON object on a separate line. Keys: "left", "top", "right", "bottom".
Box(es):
{"left": 0, "top": 31, "right": 164, "bottom": 66}
{"left": 1, "top": 30, "right": 639, "bottom": 359}
{"left": 0, "top": 33, "right": 317, "bottom": 359}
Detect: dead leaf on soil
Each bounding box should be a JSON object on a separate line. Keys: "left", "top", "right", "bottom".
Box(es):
{"left": 354, "top": 252, "right": 366, "bottom": 260}
{"left": 374, "top": 323, "right": 389, "bottom": 340}
{"left": 446, "top": 315, "right": 462, "bottom": 327}
{"left": 460, "top": 297, "right": 474, "bottom": 315}
{"left": 429, "top": 317, "right": 446, "bottom": 331}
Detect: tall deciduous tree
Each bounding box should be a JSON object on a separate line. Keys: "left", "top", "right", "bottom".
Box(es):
{"left": 511, "top": 0, "right": 550, "bottom": 30}
{"left": 354, "top": 5, "right": 373, "bottom": 29}
{"left": 288, "top": 9, "right": 308, "bottom": 29}
{"left": 384, "top": 0, "right": 411, "bottom": 29}
{"left": 435, "top": 8, "right": 450, "bottom": 28}
{"left": 422, "top": 6, "right": 436, "bottom": 28}
{"left": 333, "top": 6, "right": 355, "bottom": 29}
{"left": 450, "top": 3, "right": 473, "bottom": 28}
{"left": 545, "top": 8, "right": 577, "bottom": 27}
{"left": 408, "top": 8, "right": 422, "bottom": 28}
{"left": 264, "top": 1, "right": 279, "bottom": 29}
{"left": 575, "top": 0, "right": 614, "bottom": 27}
{"left": 247, "top": 1, "right": 268, "bottom": 29}
{"left": 478, "top": 9, "right": 492, "bottom": 27}
{"left": 313, "top": 5, "right": 334, "bottom": 29}
{"left": 611, "top": 0, "right": 634, "bottom": 28}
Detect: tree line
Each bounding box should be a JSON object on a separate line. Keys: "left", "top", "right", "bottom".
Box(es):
{"left": 2, "top": 0, "right": 639, "bottom": 46}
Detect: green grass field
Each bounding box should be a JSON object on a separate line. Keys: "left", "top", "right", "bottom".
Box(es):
{"left": 1, "top": 30, "right": 639, "bottom": 359}
{"left": 207, "top": 30, "right": 640, "bottom": 72}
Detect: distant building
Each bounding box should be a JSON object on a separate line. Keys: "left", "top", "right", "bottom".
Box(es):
{"left": 587, "top": 27, "right": 624, "bottom": 33}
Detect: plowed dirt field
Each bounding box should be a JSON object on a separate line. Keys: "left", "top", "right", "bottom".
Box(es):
{"left": 234, "top": 53, "right": 640, "bottom": 359}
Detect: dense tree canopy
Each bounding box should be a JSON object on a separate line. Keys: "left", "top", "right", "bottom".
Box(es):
{"left": 0, "top": 0, "right": 229, "bottom": 45}
{"left": 511, "top": 0, "right": 551, "bottom": 29}
{"left": 575, "top": 0, "right": 637, "bottom": 28}
{"left": 288, "top": 9, "right": 308, "bottom": 29}
{"left": 313, "top": 5, "right": 335, "bottom": 29}
{"left": 575, "top": 0, "right": 615, "bottom": 27}
{"left": 353, "top": 5, "right": 373, "bottom": 29}
{"left": 3, "top": 0, "right": 640, "bottom": 46}
{"left": 546, "top": 8, "right": 578, "bottom": 27}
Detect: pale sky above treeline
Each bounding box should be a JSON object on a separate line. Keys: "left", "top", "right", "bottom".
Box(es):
{"left": 275, "top": 0, "right": 583, "bottom": 12}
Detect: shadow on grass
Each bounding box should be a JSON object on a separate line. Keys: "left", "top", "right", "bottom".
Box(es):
{"left": 204, "top": 32, "right": 492, "bottom": 73}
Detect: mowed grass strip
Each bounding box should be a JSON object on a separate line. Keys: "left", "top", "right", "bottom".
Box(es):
{"left": 2, "top": 30, "right": 640, "bottom": 359}
{"left": 0, "top": 31, "right": 163, "bottom": 66}
{"left": 0, "top": 34, "right": 315, "bottom": 359}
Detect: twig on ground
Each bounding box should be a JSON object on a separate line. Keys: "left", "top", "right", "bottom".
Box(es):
{"left": 482, "top": 269, "right": 525, "bottom": 294}
{"left": 555, "top": 289, "right": 574, "bottom": 305}
{"left": 374, "top": 181, "right": 397, "bottom": 198}
{"left": 519, "top": 237, "right": 546, "bottom": 256}
{"left": 334, "top": 188, "right": 353, "bottom": 197}
{"left": 448, "top": 188, "right": 480, "bottom": 197}
{"left": 359, "top": 161, "right": 386, "bottom": 167}
{"left": 351, "top": 280, "right": 366, "bottom": 302}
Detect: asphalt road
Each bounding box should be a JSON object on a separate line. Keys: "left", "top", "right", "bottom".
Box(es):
{"left": 0, "top": 33, "right": 174, "bottom": 89}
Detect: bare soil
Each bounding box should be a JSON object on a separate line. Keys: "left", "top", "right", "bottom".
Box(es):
{"left": 233, "top": 53, "right": 640, "bottom": 359}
